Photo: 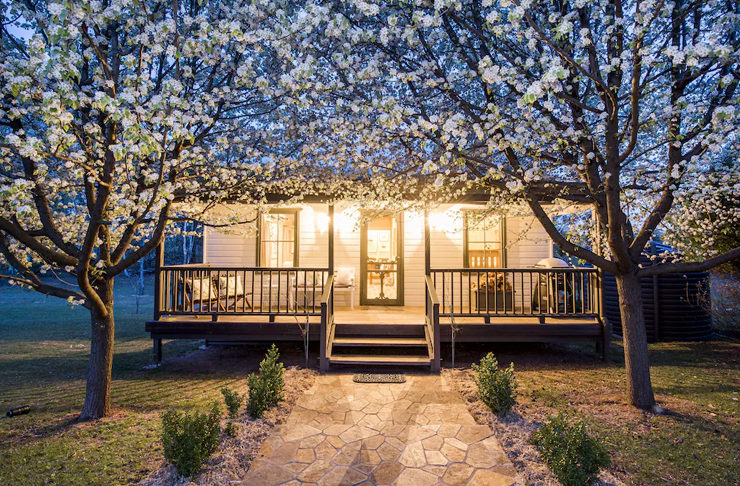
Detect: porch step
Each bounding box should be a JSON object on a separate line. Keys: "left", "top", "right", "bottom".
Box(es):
{"left": 334, "top": 321, "right": 427, "bottom": 326}
{"left": 331, "top": 337, "right": 428, "bottom": 347}
{"left": 327, "top": 354, "right": 431, "bottom": 366}
{"left": 328, "top": 320, "right": 432, "bottom": 368}
{"left": 333, "top": 322, "right": 427, "bottom": 337}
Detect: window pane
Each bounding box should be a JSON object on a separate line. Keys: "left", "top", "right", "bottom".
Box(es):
{"left": 466, "top": 213, "right": 502, "bottom": 268}
{"left": 260, "top": 241, "right": 279, "bottom": 267}
{"left": 261, "top": 213, "right": 297, "bottom": 267}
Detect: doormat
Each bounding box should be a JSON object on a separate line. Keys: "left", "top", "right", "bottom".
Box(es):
{"left": 353, "top": 373, "right": 406, "bottom": 383}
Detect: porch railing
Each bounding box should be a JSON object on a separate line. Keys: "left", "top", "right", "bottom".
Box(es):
{"left": 429, "top": 267, "right": 600, "bottom": 318}
{"left": 155, "top": 264, "right": 330, "bottom": 318}
{"left": 425, "top": 275, "right": 441, "bottom": 372}
{"left": 320, "top": 275, "right": 334, "bottom": 372}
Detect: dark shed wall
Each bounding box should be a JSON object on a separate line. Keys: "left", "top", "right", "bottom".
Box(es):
{"left": 604, "top": 244, "right": 712, "bottom": 342}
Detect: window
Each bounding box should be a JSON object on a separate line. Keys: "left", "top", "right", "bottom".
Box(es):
{"left": 258, "top": 210, "right": 299, "bottom": 267}
{"left": 464, "top": 211, "right": 505, "bottom": 268}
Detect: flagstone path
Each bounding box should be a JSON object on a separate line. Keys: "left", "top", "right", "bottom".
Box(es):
{"left": 243, "top": 374, "right": 518, "bottom": 486}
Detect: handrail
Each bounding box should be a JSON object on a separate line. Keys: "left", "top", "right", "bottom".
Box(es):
{"left": 425, "top": 275, "right": 440, "bottom": 305}
{"left": 320, "top": 274, "right": 335, "bottom": 372}
{"left": 161, "top": 264, "right": 330, "bottom": 271}
{"left": 429, "top": 267, "right": 597, "bottom": 273}
{"left": 321, "top": 274, "right": 335, "bottom": 304}
{"left": 425, "top": 274, "right": 441, "bottom": 372}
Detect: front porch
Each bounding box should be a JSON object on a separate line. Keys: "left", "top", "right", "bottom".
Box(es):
{"left": 146, "top": 262, "right": 610, "bottom": 371}
{"left": 147, "top": 202, "right": 610, "bottom": 370}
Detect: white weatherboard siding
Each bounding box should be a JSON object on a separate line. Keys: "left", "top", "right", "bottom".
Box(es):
{"left": 202, "top": 203, "right": 553, "bottom": 308}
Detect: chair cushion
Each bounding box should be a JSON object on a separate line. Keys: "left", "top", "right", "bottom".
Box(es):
{"left": 219, "top": 275, "right": 244, "bottom": 298}
{"left": 188, "top": 277, "right": 217, "bottom": 302}
{"left": 335, "top": 267, "right": 355, "bottom": 287}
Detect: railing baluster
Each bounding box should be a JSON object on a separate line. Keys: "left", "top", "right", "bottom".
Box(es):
{"left": 311, "top": 270, "right": 315, "bottom": 313}
{"left": 570, "top": 272, "right": 576, "bottom": 314}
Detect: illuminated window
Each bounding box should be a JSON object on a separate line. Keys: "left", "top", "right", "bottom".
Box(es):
{"left": 464, "top": 211, "right": 505, "bottom": 268}
{"left": 258, "top": 210, "right": 299, "bottom": 267}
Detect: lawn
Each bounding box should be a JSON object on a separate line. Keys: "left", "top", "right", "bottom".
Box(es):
{"left": 0, "top": 277, "right": 310, "bottom": 486}
{"left": 447, "top": 339, "right": 740, "bottom": 486}
{"left": 1, "top": 277, "right": 738, "bottom": 486}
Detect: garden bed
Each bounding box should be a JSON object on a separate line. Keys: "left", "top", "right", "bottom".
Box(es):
{"left": 140, "top": 366, "right": 315, "bottom": 486}
{"left": 446, "top": 367, "right": 626, "bottom": 486}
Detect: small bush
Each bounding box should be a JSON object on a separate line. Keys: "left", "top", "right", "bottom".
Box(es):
{"left": 472, "top": 352, "right": 518, "bottom": 415}
{"left": 224, "top": 421, "right": 237, "bottom": 438}
{"left": 531, "top": 414, "right": 610, "bottom": 486}
{"left": 221, "top": 386, "right": 244, "bottom": 419}
{"left": 246, "top": 344, "right": 285, "bottom": 419}
{"left": 161, "top": 402, "right": 221, "bottom": 478}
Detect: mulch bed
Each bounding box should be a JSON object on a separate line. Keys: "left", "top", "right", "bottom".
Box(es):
{"left": 444, "top": 368, "right": 627, "bottom": 486}
{"left": 140, "top": 366, "right": 316, "bottom": 486}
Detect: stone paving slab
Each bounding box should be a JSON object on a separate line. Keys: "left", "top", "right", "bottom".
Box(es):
{"left": 244, "top": 375, "right": 518, "bottom": 486}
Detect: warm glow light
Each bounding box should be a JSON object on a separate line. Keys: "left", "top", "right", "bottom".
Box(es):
{"left": 335, "top": 210, "right": 359, "bottom": 233}
{"left": 316, "top": 212, "right": 329, "bottom": 234}
{"left": 429, "top": 211, "right": 462, "bottom": 232}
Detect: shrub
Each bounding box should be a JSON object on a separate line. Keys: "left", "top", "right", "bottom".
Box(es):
{"left": 221, "top": 386, "right": 244, "bottom": 419}
{"left": 224, "top": 421, "right": 237, "bottom": 438}
{"left": 161, "top": 402, "right": 221, "bottom": 478}
{"left": 246, "top": 344, "right": 285, "bottom": 419}
{"left": 472, "top": 352, "right": 518, "bottom": 415}
{"left": 531, "top": 414, "right": 610, "bottom": 486}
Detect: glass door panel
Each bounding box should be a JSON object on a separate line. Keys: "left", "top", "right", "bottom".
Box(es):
{"left": 361, "top": 213, "right": 403, "bottom": 305}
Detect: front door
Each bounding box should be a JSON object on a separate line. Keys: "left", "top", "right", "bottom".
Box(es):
{"left": 360, "top": 213, "right": 404, "bottom": 306}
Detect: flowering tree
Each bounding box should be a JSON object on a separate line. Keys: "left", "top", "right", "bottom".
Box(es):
{"left": 0, "top": 0, "right": 298, "bottom": 420}
{"left": 292, "top": 0, "right": 740, "bottom": 409}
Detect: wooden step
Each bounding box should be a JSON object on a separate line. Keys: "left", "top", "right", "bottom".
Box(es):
{"left": 333, "top": 322, "right": 427, "bottom": 337}
{"left": 331, "top": 337, "right": 429, "bottom": 347}
{"left": 327, "top": 354, "right": 432, "bottom": 366}
{"left": 334, "top": 321, "right": 427, "bottom": 327}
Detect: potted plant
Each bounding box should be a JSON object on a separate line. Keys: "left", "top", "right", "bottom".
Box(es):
{"left": 472, "top": 273, "right": 514, "bottom": 312}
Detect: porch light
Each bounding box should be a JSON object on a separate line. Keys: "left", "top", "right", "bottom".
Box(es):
{"left": 316, "top": 212, "right": 330, "bottom": 234}
{"left": 429, "top": 211, "right": 461, "bottom": 232}
{"left": 335, "top": 211, "right": 358, "bottom": 232}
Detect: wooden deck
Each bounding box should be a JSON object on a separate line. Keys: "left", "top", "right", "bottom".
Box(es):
{"left": 146, "top": 305, "right": 605, "bottom": 343}
{"left": 150, "top": 305, "right": 600, "bottom": 325}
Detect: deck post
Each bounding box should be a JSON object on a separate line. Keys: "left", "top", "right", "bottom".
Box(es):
{"left": 432, "top": 300, "right": 441, "bottom": 372}
{"left": 592, "top": 207, "right": 610, "bottom": 355}
{"left": 328, "top": 203, "right": 334, "bottom": 297}
{"left": 424, "top": 207, "right": 441, "bottom": 372}
{"left": 599, "top": 317, "right": 612, "bottom": 361}
{"left": 153, "top": 338, "right": 162, "bottom": 364}
{"left": 424, "top": 208, "right": 431, "bottom": 276}
{"left": 424, "top": 207, "right": 430, "bottom": 320}
{"left": 154, "top": 241, "right": 164, "bottom": 320}
{"left": 320, "top": 302, "right": 328, "bottom": 372}
{"left": 319, "top": 202, "right": 334, "bottom": 373}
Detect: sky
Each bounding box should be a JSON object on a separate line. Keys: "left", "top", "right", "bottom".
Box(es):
{"left": 4, "top": 4, "right": 34, "bottom": 41}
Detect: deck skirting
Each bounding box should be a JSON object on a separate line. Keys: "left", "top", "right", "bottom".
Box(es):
{"left": 146, "top": 317, "right": 604, "bottom": 343}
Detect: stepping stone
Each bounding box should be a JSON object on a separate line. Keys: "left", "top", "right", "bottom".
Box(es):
{"left": 443, "top": 463, "right": 475, "bottom": 486}
{"left": 242, "top": 374, "right": 518, "bottom": 486}
{"left": 371, "top": 461, "right": 404, "bottom": 484}
{"left": 392, "top": 468, "right": 437, "bottom": 486}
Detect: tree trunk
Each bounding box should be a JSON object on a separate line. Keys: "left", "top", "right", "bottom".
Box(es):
{"left": 615, "top": 272, "right": 656, "bottom": 409}
{"left": 80, "top": 278, "right": 115, "bottom": 421}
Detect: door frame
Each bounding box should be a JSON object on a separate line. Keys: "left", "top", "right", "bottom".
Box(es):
{"left": 360, "top": 212, "right": 404, "bottom": 306}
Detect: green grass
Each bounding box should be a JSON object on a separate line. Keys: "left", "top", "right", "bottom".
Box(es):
{"left": 0, "top": 277, "right": 306, "bottom": 486}
{"left": 2, "top": 277, "right": 739, "bottom": 485}
{"left": 458, "top": 340, "right": 740, "bottom": 486}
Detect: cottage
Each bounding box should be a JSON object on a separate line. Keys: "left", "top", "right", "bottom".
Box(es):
{"left": 146, "top": 195, "right": 609, "bottom": 371}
